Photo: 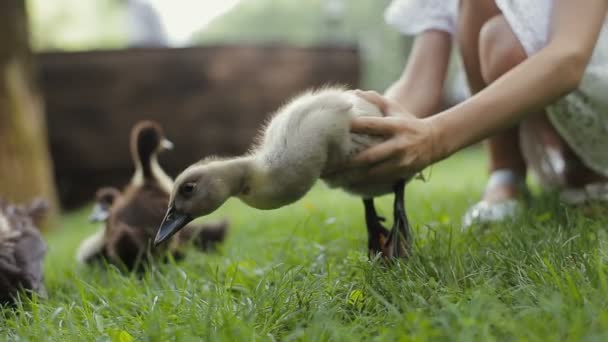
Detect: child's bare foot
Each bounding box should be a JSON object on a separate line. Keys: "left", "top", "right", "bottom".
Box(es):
{"left": 462, "top": 169, "right": 528, "bottom": 228}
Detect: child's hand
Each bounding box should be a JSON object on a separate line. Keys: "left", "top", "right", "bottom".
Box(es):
{"left": 349, "top": 90, "right": 442, "bottom": 180}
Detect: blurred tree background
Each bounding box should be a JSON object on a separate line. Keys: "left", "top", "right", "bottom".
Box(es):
{"left": 27, "top": 0, "right": 412, "bottom": 91}
{"left": 0, "top": 0, "right": 58, "bottom": 226}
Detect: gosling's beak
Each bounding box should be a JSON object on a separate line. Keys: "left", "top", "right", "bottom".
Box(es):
{"left": 89, "top": 204, "right": 109, "bottom": 223}
{"left": 154, "top": 204, "right": 193, "bottom": 246}
{"left": 160, "top": 138, "right": 174, "bottom": 151}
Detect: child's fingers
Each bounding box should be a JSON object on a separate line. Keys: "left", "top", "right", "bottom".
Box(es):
{"left": 354, "top": 90, "right": 389, "bottom": 113}
{"left": 350, "top": 117, "right": 397, "bottom": 135}
{"left": 368, "top": 158, "right": 403, "bottom": 178}
{"left": 351, "top": 140, "right": 399, "bottom": 167}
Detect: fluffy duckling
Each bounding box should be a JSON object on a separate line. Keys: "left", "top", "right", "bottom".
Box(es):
{"left": 76, "top": 121, "right": 175, "bottom": 270}
{"left": 155, "top": 87, "right": 413, "bottom": 259}
{"left": 0, "top": 198, "right": 48, "bottom": 305}
{"left": 77, "top": 121, "right": 228, "bottom": 270}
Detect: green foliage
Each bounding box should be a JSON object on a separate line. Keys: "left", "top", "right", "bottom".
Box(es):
{"left": 27, "top": 0, "right": 127, "bottom": 51}
{"left": 191, "top": 0, "right": 412, "bottom": 90}
{"left": 3, "top": 148, "right": 608, "bottom": 340}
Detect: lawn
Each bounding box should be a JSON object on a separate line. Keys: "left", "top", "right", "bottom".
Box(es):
{"left": 2, "top": 147, "right": 608, "bottom": 341}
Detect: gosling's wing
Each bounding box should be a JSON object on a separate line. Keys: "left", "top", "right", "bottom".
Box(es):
{"left": 105, "top": 221, "right": 148, "bottom": 271}
{"left": 0, "top": 245, "right": 21, "bottom": 277}
{"left": 13, "top": 227, "right": 47, "bottom": 294}
{"left": 0, "top": 247, "right": 23, "bottom": 304}
{"left": 112, "top": 183, "right": 169, "bottom": 237}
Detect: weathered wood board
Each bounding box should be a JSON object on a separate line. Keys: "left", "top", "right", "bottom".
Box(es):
{"left": 36, "top": 45, "right": 360, "bottom": 208}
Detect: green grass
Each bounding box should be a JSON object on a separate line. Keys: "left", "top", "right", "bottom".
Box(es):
{"left": 2, "top": 148, "right": 608, "bottom": 341}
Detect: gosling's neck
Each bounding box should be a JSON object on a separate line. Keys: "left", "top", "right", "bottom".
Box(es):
{"left": 225, "top": 155, "right": 308, "bottom": 210}
{"left": 198, "top": 155, "right": 280, "bottom": 209}
{"left": 202, "top": 156, "right": 258, "bottom": 198}
{"left": 131, "top": 151, "right": 173, "bottom": 193}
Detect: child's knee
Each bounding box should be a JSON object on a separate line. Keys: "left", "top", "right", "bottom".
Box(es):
{"left": 479, "top": 15, "right": 527, "bottom": 83}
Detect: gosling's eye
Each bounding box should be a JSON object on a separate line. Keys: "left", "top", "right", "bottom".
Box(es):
{"left": 180, "top": 182, "right": 196, "bottom": 197}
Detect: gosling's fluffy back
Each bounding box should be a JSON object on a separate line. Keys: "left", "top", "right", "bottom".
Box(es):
{"left": 259, "top": 88, "right": 381, "bottom": 162}
{"left": 256, "top": 88, "right": 391, "bottom": 198}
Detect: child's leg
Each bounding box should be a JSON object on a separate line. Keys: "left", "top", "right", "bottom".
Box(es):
{"left": 521, "top": 114, "right": 608, "bottom": 188}
{"left": 458, "top": 0, "right": 527, "bottom": 202}
{"left": 479, "top": 16, "right": 529, "bottom": 182}
{"left": 459, "top": 0, "right": 607, "bottom": 203}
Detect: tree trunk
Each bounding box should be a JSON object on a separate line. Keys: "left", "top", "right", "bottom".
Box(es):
{"left": 0, "top": 0, "right": 58, "bottom": 227}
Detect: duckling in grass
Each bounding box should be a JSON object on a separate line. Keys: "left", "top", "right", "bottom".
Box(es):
{"left": 155, "top": 87, "right": 413, "bottom": 259}
{"left": 75, "top": 187, "right": 120, "bottom": 264}
{"left": 77, "top": 121, "right": 229, "bottom": 270}
{"left": 0, "top": 198, "right": 48, "bottom": 305}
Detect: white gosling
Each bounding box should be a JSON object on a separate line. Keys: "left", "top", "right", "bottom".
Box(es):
{"left": 155, "top": 87, "right": 413, "bottom": 259}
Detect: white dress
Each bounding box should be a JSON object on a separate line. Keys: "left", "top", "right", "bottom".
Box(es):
{"left": 385, "top": 0, "right": 608, "bottom": 177}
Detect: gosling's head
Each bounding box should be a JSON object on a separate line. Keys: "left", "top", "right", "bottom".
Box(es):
{"left": 89, "top": 187, "right": 120, "bottom": 223}
{"left": 130, "top": 120, "right": 174, "bottom": 164}
{"left": 154, "top": 160, "right": 236, "bottom": 246}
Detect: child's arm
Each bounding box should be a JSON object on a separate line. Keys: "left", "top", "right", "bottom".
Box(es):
{"left": 432, "top": 0, "right": 607, "bottom": 158}
{"left": 384, "top": 30, "right": 452, "bottom": 118}
{"left": 350, "top": 0, "right": 608, "bottom": 180}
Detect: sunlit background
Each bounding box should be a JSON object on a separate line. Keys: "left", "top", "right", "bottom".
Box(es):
{"left": 27, "top": 0, "right": 418, "bottom": 90}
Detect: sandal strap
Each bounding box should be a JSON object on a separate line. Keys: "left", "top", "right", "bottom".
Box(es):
{"left": 485, "top": 169, "right": 528, "bottom": 197}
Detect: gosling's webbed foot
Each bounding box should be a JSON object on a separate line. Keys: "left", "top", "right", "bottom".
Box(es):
{"left": 384, "top": 213, "right": 411, "bottom": 259}
{"left": 363, "top": 199, "right": 390, "bottom": 258}
{"left": 384, "top": 179, "right": 412, "bottom": 260}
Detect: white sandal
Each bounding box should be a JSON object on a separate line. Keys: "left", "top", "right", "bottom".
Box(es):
{"left": 462, "top": 169, "right": 527, "bottom": 229}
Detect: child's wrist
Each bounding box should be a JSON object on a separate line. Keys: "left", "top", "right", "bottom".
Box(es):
{"left": 425, "top": 115, "right": 452, "bottom": 163}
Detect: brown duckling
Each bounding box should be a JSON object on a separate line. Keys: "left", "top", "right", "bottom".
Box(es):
{"left": 79, "top": 185, "right": 229, "bottom": 265}
{"left": 77, "top": 121, "right": 174, "bottom": 270}
{"left": 77, "top": 121, "right": 228, "bottom": 271}
{"left": 0, "top": 198, "right": 48, "bottom": 305}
